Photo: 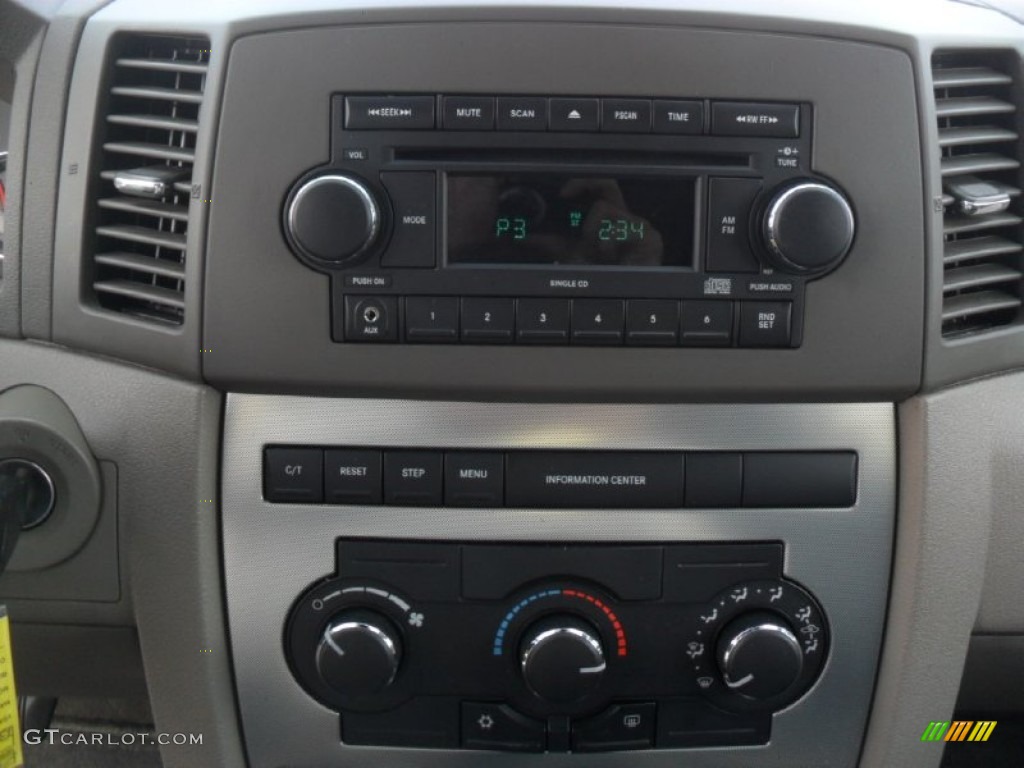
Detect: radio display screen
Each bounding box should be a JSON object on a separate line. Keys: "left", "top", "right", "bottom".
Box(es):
{"left": 445, "top": 174, "right": 697, "bottom": 268}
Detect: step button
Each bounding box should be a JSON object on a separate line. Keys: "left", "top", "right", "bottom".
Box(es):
{"left": 383, "top": 451, "right": 443, "bottom": 505}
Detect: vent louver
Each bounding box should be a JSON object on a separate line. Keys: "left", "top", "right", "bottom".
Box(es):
{"left": 933, "top": 51, "right": 1023, "bottom": 338}
{"left": 90, "top": 35, "right": 209, "bottom": 325}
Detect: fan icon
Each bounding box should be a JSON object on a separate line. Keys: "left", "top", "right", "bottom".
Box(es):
{"left": 408, "top": 612, "right": 425, "bottom": 628}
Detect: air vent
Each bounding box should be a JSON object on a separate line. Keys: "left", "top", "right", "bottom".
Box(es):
{"left": 933, "top": 51, "right": 1023, "bottom": 338}
{"left": 90, "top": 35, "right": 209, "bottom": 325}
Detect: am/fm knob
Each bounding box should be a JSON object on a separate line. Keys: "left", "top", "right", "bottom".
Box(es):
{"left": 285, "top": 173, "right": 381, "bottom": 267}
{"left": 761, "top": 180, "right": 855, "bottom": 276}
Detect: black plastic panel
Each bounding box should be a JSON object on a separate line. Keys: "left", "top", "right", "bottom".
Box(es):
{"left": 286, "top": 539, "right": 825, "bottom": 752}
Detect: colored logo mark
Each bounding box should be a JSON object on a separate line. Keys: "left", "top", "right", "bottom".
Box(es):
{"left": 921, "top": 721, "right": 997, "bottom": 743}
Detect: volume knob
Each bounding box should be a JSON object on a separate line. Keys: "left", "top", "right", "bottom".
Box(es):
{"left": 285, "top": 174, "right": 381, "bottom": 267}
{"left": 762, "top": 181, "right": 855, "bottom": 276}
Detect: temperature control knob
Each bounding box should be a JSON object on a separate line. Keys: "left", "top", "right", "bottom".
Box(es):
{"left": 520, "top": 616, "right": 606, "bottom": 704}
{"left": 715, "top": 611, "right": 803, "bottom": 701}
{"left": 285, "top": 173, "right": 381, "bottom": 267}
{"left": 761, "top": 180, "right": 855, "bottom": 276}
{"left": 315, "top": 610, "right": 401, "bottom": 696}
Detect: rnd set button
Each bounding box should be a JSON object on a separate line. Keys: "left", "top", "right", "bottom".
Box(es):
{"left": 739, "top": 301, "right": 792, "bottom": 347}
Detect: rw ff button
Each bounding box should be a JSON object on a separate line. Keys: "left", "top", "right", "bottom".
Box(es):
{"left": 739, "top": 302, "right": 792, "bottom": 347}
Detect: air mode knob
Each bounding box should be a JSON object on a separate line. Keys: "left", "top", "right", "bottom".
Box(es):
{"left": 715, "top": 611, "right": 803, "bottom": 701}
{"left": 761, "top": 180, "right": 855, "bottom": 276}
{"left": 315, "top": 610, "right": 401, "bottom": 696}
{"left": 520, "top": 616, "right": 606, "bottom": 705}
{"left": 285, "top": 173, "right": 381, "bottom": 267}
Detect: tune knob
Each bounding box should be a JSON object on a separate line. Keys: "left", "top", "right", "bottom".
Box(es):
{"left": 761, "top": 180, "right": 855, "bottom": 276}
{"left": 715, "top": 611, "right": 803, "bottom": 701}
{"left": 520, "top": 616, "right": 606, "bottom": 704}
{"left": 285, "top": 173, "right": 381, "bottom": 267}
{"left": 315, "top": 610, "right": 401, "bottom": 696}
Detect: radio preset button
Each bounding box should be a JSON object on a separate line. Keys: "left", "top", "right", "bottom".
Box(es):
{"left": 706, "top": 177, "right": 762, "bottom": 274}
{"left": 549, "top": 98, "right": 600, "bottom": 132}
{"left": 405, "top": 296, "right": 459, "bottom": 342}
{"left": 571, "top": 299, "right": 624, "bottom": 344}
{"left": 516, "top": 299, "right": 570, "bottom": 344}
{"left": 626, "top": 300, "right": 679, "bottom": 345}
{"left": 383, "top": 451, "right": 443, "bottom": 506}
{"left": 461, "top": 298, "right": 515, "bottom": 343}
{"left": 443, "top": 96, "right": 495, "bottom": 130}
{"left": 325, "top": 449, "right": 383, "bottom": 504}
{"left": 345, "top": 95, "right": 435, "bottom": 130}
{"left": 380, "top": 172, "right": 437, "bottom": 268}
{"left": 602, "top": 99, "right": 652, "bottom": 133}
{"left": 652, "top": 100, "right": 704, "bottom": 135}
{"left": 344, "top": 295, "right": 399, "bottom": 342}
{"left": 738, "top": 301, "right": 792, "bottom": 347}
{"left": 711, "top": 102, "right": 800, "bottom": 139}
{"left": 681, "top": 301, "right": 733, "bottom": 346}
{"left": 497, "top": 97, "right": 548, "bottom": 131}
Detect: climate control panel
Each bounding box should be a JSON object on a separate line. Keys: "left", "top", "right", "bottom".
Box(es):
{"left": 285, "top": 539, "right": 829, "bottom": 752}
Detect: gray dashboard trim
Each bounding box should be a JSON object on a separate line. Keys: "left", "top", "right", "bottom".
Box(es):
{"left": 0, "top": 338, "right": 244, "bottom": 768}
{"left": 861, "top": 376, "right": 1008, "bottom": 768}
{"left": 201, "top": 21, "right": 924, "bottom": 401}
{"left": 0, "top": 0, "right": 45, "bottom": 339}
{"left": 223, "top": 396, "right": 895, "bottom": 768}
{"left": 18, "top": 0, "right": 114, "bottom": 341}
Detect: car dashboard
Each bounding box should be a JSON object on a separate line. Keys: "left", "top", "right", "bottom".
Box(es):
{"left": 0, "top": 1, "right": 1022, "bottom": 767}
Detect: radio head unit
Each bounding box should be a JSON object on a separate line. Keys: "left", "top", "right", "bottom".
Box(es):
{"left": 281, "top": 94, "right": 856, "bottom": 349}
